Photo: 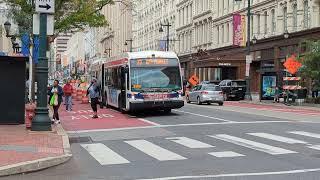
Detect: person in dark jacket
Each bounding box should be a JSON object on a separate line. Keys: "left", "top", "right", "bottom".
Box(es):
{"left": 48, "top": 80, "right": 64, "bottom": 124}
{"left": 87, "top": 78, "right": 100, "bottom": 118}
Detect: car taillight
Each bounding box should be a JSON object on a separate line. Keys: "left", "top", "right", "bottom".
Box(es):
{"left": 201, "top": 91, "right": 208, "bottom": 94}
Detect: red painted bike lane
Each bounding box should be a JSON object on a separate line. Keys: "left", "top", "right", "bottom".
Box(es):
{"left": 225, "top": 101, "right": 320, "bottom": 116}
{"left": 59, "top": 102, "right": 154, "bottom": 132}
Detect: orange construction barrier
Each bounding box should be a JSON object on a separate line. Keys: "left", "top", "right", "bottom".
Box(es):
{"left": 72, "top": 89, "right": 77, "bottom": 98}
{"left": 81, "top": 89, "right": 89, "bottom": 104}
{"left": 76, "top": 89, "right": 82, "bottom": 101}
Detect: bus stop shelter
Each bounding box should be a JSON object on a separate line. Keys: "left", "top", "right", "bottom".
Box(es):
{"left": 0, "top": 56, "right": 27, "bottom": 124}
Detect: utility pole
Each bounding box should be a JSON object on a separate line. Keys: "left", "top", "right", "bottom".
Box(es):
{"left": 32, "top": 0, "right": 55, "bottom": 131}
{"left": 159, "top": 22, "right": 172, "bottom": 51}
{"left": 235, "top": 0, "right": 252, "bottom": 100}
{"left": 32, "top": 13, "right": 51, "bottom": 131}
{"left": 125, "top": 39, "right": 133, "bottom": 52}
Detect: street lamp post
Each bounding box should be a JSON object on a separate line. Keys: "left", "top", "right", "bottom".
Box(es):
{"left": 235, "top": 0, "right": 252, "bottom": 100}
{"left": 159, "top": 22, "right": 171, "bottom": 51}
{"left": 124, "top": 39, "right": 133, "bottom": 52}
{"left": 31, "top": 13, "right": 51, "bottom": 131}
{"left": 3, "top": 21, "right": 21, "bottom": 53}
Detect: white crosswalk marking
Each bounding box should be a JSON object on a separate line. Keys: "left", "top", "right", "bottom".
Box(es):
{"left": 308, "top": 145, "right": 320, "bottom": 150}
{"left": 288, "top": 131, "right": 320, "bottom": 139}
{"left": 166, "top": 137, "right": 214, "bottom": 148}
{"left": 209, "top": 134, "right": 297, "bottom": 155}
{"left": 209, "top": 151, "right": 245, "bottom": 158}
{"left": 81, "top": 143, "right": 130, "bottom": 165}
{"left": 125, "top": 140, "right": 187, "bottom": 161}
{"left": 248, "top": 133, "right": 308, "bottom": 144}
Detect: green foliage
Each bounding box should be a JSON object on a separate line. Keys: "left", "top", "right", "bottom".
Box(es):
{"left": 4, "top": 0, "right": 113, "bottom": 35}
{"left": 298, "top": 40, "right": 320, "bottom": 80}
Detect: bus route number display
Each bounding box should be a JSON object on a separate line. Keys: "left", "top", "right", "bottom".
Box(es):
{"left": 136, "top": 59, "right": 169, "bottom": 66}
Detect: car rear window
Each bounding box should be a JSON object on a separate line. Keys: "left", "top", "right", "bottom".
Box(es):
{"left": 231, "top": 81, "right": 246, "bottom": 87}
{"left": 203, "top": 86, "right": 221, "bottom": 91}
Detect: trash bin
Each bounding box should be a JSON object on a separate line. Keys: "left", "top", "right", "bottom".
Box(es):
{"left": 0, "top": 56, "right": 28, "bottom": 124}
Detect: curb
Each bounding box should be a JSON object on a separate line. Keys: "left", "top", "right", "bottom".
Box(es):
{"left": 0, "top": 125, "right": 72, "bottom": 177}
{"left": 238, "top": 101, "right": 320, "bottom": 111}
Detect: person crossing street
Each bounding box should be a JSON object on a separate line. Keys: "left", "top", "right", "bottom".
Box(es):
{"left": 87, "top": 78, "right": 101, "bottom": 119}
{"left": 63, "top": 79, "right": 74, "bottom": 111}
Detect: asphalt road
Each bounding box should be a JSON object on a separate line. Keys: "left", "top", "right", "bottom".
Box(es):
{"left": 3, "top": 103, "right": 320, "bottom": 180}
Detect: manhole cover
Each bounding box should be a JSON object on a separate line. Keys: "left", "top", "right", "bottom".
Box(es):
{"left": 69, "top": 136, "right": 92, "bottom": 144}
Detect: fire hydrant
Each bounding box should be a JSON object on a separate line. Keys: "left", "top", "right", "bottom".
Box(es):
{"left": 25, "top": 103, "right": 36, "bottom": 129}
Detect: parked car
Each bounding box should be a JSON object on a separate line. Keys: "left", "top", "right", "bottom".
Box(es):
{"left": 219, "top": 80, "right": 246, "bottom": 100}
{"left": 186, "top": 84, "right": 224, "bottom": 106}
{"left": 200, "top": 80, "right": 221, "bottom": 85}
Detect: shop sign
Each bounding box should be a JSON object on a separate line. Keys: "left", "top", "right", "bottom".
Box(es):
{"left": 283, "top": 55, "right": 302, "bottom": 75}
{"left": 218, "top": 63, "right": 231, "bottom": 66}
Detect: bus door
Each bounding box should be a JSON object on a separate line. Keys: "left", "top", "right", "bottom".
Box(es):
{"left": 119, "top": 66, "right": 127, "bottom": 109}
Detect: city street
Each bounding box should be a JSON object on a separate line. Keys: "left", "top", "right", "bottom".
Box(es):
{"left": 3, "top": 102, "right": 320, "bottom": 180}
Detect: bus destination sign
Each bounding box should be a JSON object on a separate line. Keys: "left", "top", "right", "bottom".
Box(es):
{"left": 131, "top": 58, "right": 178, "bottom": 67}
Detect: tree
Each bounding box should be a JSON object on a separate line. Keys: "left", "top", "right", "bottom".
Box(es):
{"left": 4, "top": 0, "right": 113, "bottom": 36}
{"left": 298, "top": 40, "right": 320, "bottom": 80}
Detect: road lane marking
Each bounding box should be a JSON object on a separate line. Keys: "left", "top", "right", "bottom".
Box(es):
{"left": 67, "top": 120, "right": 291, "bottom": 134}
{"left": 209, "top": 134, "right": 297, "bottom": 155}
{"left": 81, "top": 143, "right": 130, "bottom": 165}
{"left": 308, "top": 145, "right": 320, "bottom": 150}
{"left": 209, "top": 151, "right": 245, "bottom": 158}
{"left": 166, "top": 137, "right": 214, "bottom": 148}
{"left": 173, "top": 109, "right": 234, "bottom": 122}
{"left": 125, "top": 140, "right": 187, "bottom": 161}
{"left": 138, "top": 118, "right": 161, "bottom": 126}
{"left": 248, "top": 133, "right": 308, "bottom": 144}
{"left": 288, "top": 131, "right": 320, "bottom": 139}
{"left": 137, "top": 168, "right": 320, "bottom": 180}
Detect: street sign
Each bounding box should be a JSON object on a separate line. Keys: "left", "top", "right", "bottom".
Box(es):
{"left": 35, "top": 0, "right": 55, "bottom": 13}
{"left": 33, "top": 14, "right": 54, "bottom": 35}
{"left": 283, "top": 55, "right": 302, "bottom": 75}
{"left": 188, "top": 75, "right": 199, "bottom": 86}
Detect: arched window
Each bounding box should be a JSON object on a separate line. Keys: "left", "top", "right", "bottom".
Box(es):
{"left": 283, "top": 7, "right": 288, "bottom": 31}
{"left": 303, "top": 1, "right": 309, "bottom": 28}
{"left": 271, "top": 9, "right": 276, "bottom": 33}
{"left": 293, "top": 3, "right": 297, "bottom": 31}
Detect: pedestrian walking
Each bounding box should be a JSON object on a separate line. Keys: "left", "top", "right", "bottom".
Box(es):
{"left": 63, "top": 79, "right": 73, "bottom": 111}
{"left": 48, "top": 80, "right": 64, "bottom": 124}
{"left": 311, "top": 79, "right": 319, "bottom": 98}
{"left": 273, "top": 86, "right": 280, "bottom": 103}
{"left": 87, "top": 78, "right": 100, "bottom": 119}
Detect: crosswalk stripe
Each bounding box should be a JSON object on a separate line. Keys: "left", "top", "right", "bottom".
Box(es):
{"left": 166, "top": 137, "right": 214, "bottom": 148}
{"left": 209, "top": 151, "right": 245, "bottom": 158}
{"left": 248, "top": 133, "right": 308, "bottom": 144}
{"left": 125, "top": 140, "right": 187, "bottom": 161}
{"left": 81, "top": 143, "right": 130, "bottom": 165}
{"left": 288, "top": 131, "right": 320, "bottom": 139}
{"left": 308, "top": 145, "right": 320, "bottom": 150}
{"left": 209, "top": 134, "right": 297, "bottom": 155}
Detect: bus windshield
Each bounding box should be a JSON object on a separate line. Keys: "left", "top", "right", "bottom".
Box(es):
{"left": 130, "top": 59, "right": 182, "bottom": 92}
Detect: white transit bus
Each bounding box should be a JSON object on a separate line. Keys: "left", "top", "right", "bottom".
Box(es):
{"left": 92, "top": 51, "right": 184, "bottom": 113}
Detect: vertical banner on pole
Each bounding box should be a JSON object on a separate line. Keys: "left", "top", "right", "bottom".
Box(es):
{"left": 233, "top": 13, "right": 246, "bottom": 47}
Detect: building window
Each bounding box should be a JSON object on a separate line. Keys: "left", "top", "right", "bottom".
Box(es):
{"left": 221, "top": 25, "right": 224, "bottom": 43}
{"left": 303, "top": 0, "right": 309, "bottom": 28}
{"left": 226, "top": 23, "right": 229, "bottom": 42}
{"left": 264, "top": 11, "right": 268, "bottom": 34}
{"left": 293, "top": 4, "right": 297, "bottom": 31}
{"left": 271, "top": 9, "right": 276, "bottom": 33}
{"left": 217, "top": 26, "right": 220, "bottom": 44}
{"left": 257, "top": 14, "right": 261, "bottom": 34}
{"left": 283, "top": 7, "right": 287, "bottom": 32}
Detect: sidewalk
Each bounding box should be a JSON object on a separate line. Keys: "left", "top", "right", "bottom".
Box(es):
{"left": 239, "top": 100, "right": 320, "bottom": 111}
{"left": 0, "top": 124, "right": 72, "bottom": 177}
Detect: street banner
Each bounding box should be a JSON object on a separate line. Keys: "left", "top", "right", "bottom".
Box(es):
{"left": 233, "top": 13, "right": 246, "bottom": 47}
{"left": 32, "top": 36, "right": 40, "bottom": 64}
{"left": 21, "top": 33, "right": 30, "bottom": 57}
